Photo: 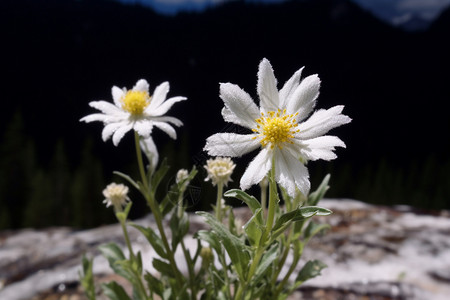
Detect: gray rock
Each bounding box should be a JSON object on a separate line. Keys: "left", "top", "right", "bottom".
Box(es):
{"left": 0, "top": 199, "right": 449, "bottom": 300}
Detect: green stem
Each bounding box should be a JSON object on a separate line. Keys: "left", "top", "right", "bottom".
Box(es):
{"left": 134, "top": 132, "right": 149, "bottom": 193}
{"left": 181, "top": 240, "right": 197, "bottom": 300}
{"left": 270, "top": 227, "right": 293, "bottom": 286}
{"left": 134, "top": 133, "right": 184, "bottom": 289}
{"left": 218, "top": 252, "right": 232, "bottom": 300}
{"left": 235, "top": 164, "right": 277, "bottom": 299}
{"left": 215, "top": 182, "right": 224, "bottom": 221}
{"left": 118, "top": 216, "right": 149, "bottom": 299}
{"left": 274, "top": 255, "right": 299, "bottom": 297}
{"left": 260, "top": 178, "right": 267, "bottom": 218}
{"left": 119, "top": 218, "right": 136, "bottom": 262}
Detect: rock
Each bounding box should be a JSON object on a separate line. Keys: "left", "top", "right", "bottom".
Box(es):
{"left": 0, "top": 199, "right": 449, "bottom": 299}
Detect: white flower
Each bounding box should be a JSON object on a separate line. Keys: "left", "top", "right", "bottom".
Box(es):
{"left": 103, "top": 183, "right": 130, "bottom": 211}
{"left": 80, "top": 79, "right": 186, "bottom": 146}
{"left": 204, "top": 58, "right": 351, "bottom": 197}
{"left": 204, "top": 157, "right": 236, "bottom": 186}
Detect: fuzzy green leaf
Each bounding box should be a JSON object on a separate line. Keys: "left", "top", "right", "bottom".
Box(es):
{"left": 79, "top": 256, "right": 96, "bottom": 300}
{"left": 295, "top": 259, "right": 327, "bottom": 286}
{"left": 243, "top": 208, "right": 264, "bottom": 247}
{"left": 170, "top": 211, "right": 189, "bottom": 250}
{"left": 254, "top": 243, "right": 279, "bottom": 282}
{"left": 307, "top": 174, "right": 330, "bottom": 206}
{"left": 150, "top": 158, "right": 170, "bottom": 193}
{"left": 271, "top": 206, "right": 332, "bottom": 241}
{"left": 101, "top": 281, "right": 132, "bottom": 300}
{"left": 304, "top": 221, "right": 331, "bottom": 243}
{"left": 113, "top": 171, "right": 139, "bottom": 190}
{"left": 131, "top": 223, "right": 167, "bottom": 259}
{"left": 224, "top": 189, "right": 261, "bottom": 214}
{"left": 195, "top": 230, "right": 222, "bottom": 255}
{"left": 196, "top": 211, "right": 250, "bottom": 280}
{"left": 153, "top": 258, "right": 175, "bottom": 278}
{"left": 144, "top": 272, "right": 164, "bottom": 297}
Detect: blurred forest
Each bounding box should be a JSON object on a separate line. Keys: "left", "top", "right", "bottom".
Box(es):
{"left": 1, "top": 0, "right": 449, "bottom": 229}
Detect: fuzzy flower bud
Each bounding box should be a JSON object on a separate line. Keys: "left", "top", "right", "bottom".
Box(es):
{"left": 102, "top": 183, "right": 130, "bottom": 212}
{"left": 204, "top": 157, "right": 235, "bottom": 186}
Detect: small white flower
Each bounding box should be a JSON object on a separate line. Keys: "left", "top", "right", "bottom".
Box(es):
{"left": 103, "top": 183, "right": 130, "bottom": 211}
{"left": 80, "top": 79, "right": 186, "bottom": 146}
{"left": 204, "top": 58, "right": 351, "bottom": 197}
{"left": 204, "top": 157, "right": 236, "bottom": 186}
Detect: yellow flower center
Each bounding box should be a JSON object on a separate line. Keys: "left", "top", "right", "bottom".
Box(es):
{"left": 122, "top": 90, "right": 150, "bottom": 115}
{"left": 252, "top": 109, "right": 299, "bottom": 149}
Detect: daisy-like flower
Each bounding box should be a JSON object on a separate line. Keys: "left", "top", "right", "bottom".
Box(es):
{"left": 103, "top": 182, "right": 131, "bottom": 212}
{"left": 204, "top": 58, "right": 351, "bottom": 197}
{"left": 80, "top": 79, "right": 186, "bottom": 146}
{"left": 204, "top": 157, "right": 236, "bottom": 187}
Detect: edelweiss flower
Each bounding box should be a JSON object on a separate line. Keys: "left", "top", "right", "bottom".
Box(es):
{"left": 80, "top": 79, "right": 186, "bottom": 146}
{"left": 204, "top": 157, "right": 236, "bottom": 187}
{"left": 103, "top": 182, "right": 130, "bottom": 212}
{"left": 204, "top": 58, "right": 351, "bottom": 197}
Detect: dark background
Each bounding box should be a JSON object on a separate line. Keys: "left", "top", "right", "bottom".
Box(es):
{"left": 1, "top": 0, "right": 449, "bottom": 229}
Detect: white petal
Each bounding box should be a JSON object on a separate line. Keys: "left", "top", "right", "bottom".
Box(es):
{"left": 298, "top": 135, "right": 346, "bottom": 161}
{"left": 133, "top": 79, "right": 149, "bottom": 92}
{"left": 257, "top": 58, "right": 279, "bottom": 113}
{"left": 219, "top": 83, "right": 260, "bottom": 129}
{"left": 140, "top": 136, "right": 159, "bottom": 172}
{"left": 148, "top": 81, "right": 169, "bottom": 110}
{"left": 112, "top": 122, "right": 133, "bottom": 146}
{"left": 152, "top": 116, "right": 183, "bottom": 127}
{"left": 298, "top": 105, "right": 352, "bottom": 140}
{"left": 274, "top": 148, "right": 310, "bottom": 197}
{"left": 286, "top": 74, "right": 320, "bottom": 121}
{"left": 147, "top": 96, "right": 186, "bottom": 116}
{"left": 133, "top": 120, "right": 153, "bottom": 138}
{"left": 80, "top": 113, "right": 109, "bottom": 123}
{"left": 221, "top": 107, "right": 256, "bottom": 129}
{"left": 112, "top": 86, "right": 124, "bottom": 107}
{"left": 240, "top": 148, "right": 272, "bottom": 191}
{"left": 154, "top": 121, "right": 177, "bottom": 139}
{"left": 89, "top": 101, "right": 124, "bottom": 115}
{"left": 204, "top": 133, "right": 260, "bottom": 157}
{"left": 102, "top": 121, "right": 127, "bottom": 142}
{"left": 279, "top": 67, "right": 304, "bottom": 109}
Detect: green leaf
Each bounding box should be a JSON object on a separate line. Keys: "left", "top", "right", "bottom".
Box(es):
{"left": 150, "top": 158, "right": 170, "bottom": 193}
{"left": 271, "top": 206, "right": 332, "bottom": 241}
{"left": 99, "top": 242, "right": 126, "bottom": 263}
{"left": 195, "top": 230, "right": 222, "bottom": 255}
{"left": 196, "top": 211, "right": 250, "bottom": 280}
{"left": 295, "top": 260, "right": 327, "bottom": 286}
{"left": 101, "top": 281, "right": 132, "bottom": 300}
{"left": 159, "top": 183, "right": 179, "bottom": 217}
{"left": 224, "top": 189, "right": 261, "bottom": 213}
{"left": 254, "top": 243, "right": 279, "bottom": 282}
{"left": 170, "top": 211, "right": 189, "bottom": 250}
{"left": 79, "top": 255, "right": 96, "bottom": 300}
{"left": 243, "top": 208, "right": 264, "bottom": 247}
{"left": 144, "top": 272, "right": 164, "bottom": 297}
{"left": 307, "top": 174, "right": 330, "bottom": 206}
{"left": 153, "top": 258, "right": 175, "bottom": 278}
{"left": 131, "top": 223, "right": 167, "bottom": 259}
{"left": 303, "top": 221, "right": 330, "bottom": 243}
{"left": 113, "top": 171, "right": 139, "bottom": 190}
{"left": 98, "top": 243, "right": 135, "bottom": 283}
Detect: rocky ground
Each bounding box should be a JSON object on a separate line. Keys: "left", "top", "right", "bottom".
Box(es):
{"left": 1, "top": 199, "right": 449, "bottom": 300}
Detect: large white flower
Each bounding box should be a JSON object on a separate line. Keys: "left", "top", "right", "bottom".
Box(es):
{"left": 80, "top": 79, "right": 186, "bottom": 146}
{"left": 204, "top": 58, "right": 351, "bottom": 197}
